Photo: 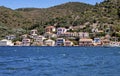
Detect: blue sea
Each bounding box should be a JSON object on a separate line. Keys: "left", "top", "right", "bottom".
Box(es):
{"left": 0, "top": 46, "right": 120, "bottom": 76}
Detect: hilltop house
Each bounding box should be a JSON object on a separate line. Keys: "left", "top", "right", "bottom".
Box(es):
{"left": 45, "top": 26, "right": 56, "bottom": 33}
{"left": 30, "top": 29, "right": 38, "bottom": 35}
{"left": 5, "top": 35, "right": 16, "bottom": 40}
{"left": 30, "top": 29, "right": 38, "bottom": 39}
{"left": 57, "top": 27, "right": 67, "bottom": 36}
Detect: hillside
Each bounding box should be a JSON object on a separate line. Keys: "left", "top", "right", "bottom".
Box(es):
{"left": 0, "top": 2, "right": 94, "bottom": 38}
{"left": 0, "top": 1, "right": 120, "bottom": 39}
{"left": 16, "top": 2, "right": 94, "bottom": 27}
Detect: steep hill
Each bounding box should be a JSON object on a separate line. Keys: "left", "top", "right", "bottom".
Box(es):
{"left": 0, "top": 1, "right": 120, "bottom": 39}
{"left": 16, "top": 2, "right": 94, "bottom": 27}
{"left": 0, "top": 2, "right": 94, "bottom": 38}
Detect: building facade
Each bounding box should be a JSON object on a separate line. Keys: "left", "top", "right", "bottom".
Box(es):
{"left": 44, "top": 39, "right": 55, "bottom": 46}
{"left": 0, "top": 39, "right": 14, "bottom": 46}
{"left": 22, "top": 38, "right": 31, "bottom": 46}
{"left": 56, "top": 38, "right": 65, "bottom": 46}
{"left": 79, "top": 38, "right": 93, "bottom": 46}
{"left": 57, "top": 27, "right": 67, "bottom": 36}
{"left": 45, "top": 26, "right": 56, "bottom": 33}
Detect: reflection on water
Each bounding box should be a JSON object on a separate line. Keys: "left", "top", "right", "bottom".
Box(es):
{"left": 0, "top": 46, "right": 120, "bottom": 76}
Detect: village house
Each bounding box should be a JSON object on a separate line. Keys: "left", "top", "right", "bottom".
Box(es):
{"left": 64, "top": 40, "right": 73, "bottom": 46}
{"left": 30, "top": 35, "right": 38, "bottom": 39}
{"left": 101, "top": 38, "right": 110, "bottom": 45}
{"left": 44, "top": 39, "right": 55, "bottom": 46}
{"left": 44, "top": 32, "right": 57, "bottom": 38}
{"left": 59, "top": 32, "right": 78, "bottom": 37}
{"left": 22, "top": 38, "right": 31, "bottom": 46}
{"left": 45, "top": 26, "right": 56, "bottom": 33}
{"left": 78, "top": 32, "right": 89, "bottom": 38}
{"left": 93, "top": 38, "right": 102, "bottom": 46}
{"left": 71, "top": 32, "right": 79, "bottom": 37}
{"left": 79, "top": 38, "right": 93, "bottom": 46}
{"left": 32, "top": 42, "right": 43, "bottom": 46}
{"left": 56, "top": 38, "right": 65, "bottom": 46}
{"left": 5, "top": 35, "right": 16, "bottom": 40}
{"left": 15, "top": 41, "right": 22, "bottom": 46}
{"left": 32, "top": 35, "right": 46, "bottom": 46}
{"left": 30, "top": 29, "right": 38, "bottom": 35}
{"left": 29, "top": 29, "right": 38, "bottom": 39}
{"left": 0, "top": 39, "right": 14, "bottom": 46}
{"left": 59, "top": 32, "right": 72, "bottom": 37}
{"left": 59, "top": 32, "right": 88, "bottom": 38}
{"left": 57, "top": 27, "right": 67, "bottom": 36}
{"left": 35, "top": 35, "right": 46, "bottom": 42}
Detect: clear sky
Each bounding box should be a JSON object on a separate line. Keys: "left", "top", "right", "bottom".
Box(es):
{"left": 0, "top": 0, "right": 104, "bottom": 9}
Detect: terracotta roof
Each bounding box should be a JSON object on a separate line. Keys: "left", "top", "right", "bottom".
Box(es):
{"left": 79, "top": 38, "right": 93, "bottom": 42}
{"left": 46, "top": 26, "right": 55, "bottom": 28}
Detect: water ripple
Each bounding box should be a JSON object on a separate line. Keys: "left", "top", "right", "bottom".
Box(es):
{"left": 0, "top": 47, "right": 120, "bottom": 76}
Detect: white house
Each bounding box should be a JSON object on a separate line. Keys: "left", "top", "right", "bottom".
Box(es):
{"left": 56, "top": 38, "right": 65, "bottom": 46}
{"left": 45, "top": 26, "right": 56, "bottom": 33}
{"left": 0, "top": 39, "right": 14, "bottom": 46}
{"left": 93, "top": 38, "right": 102, "bottom": 46}
{"left": 35, "top": 35, "right": 46, "bottom": 42}
{"left": 57, "top": 27, "right": 67, "bottom": 36}
{"left": 78, "top": 32, "right": 89, "bottom": 38}
{"left": 32, "top": 35, "right": 46, "bottom": 46}
{"left": 44, "top": 39, "right": 55, "bottom": 46}
{"left": 22, "top": 38, "right": 31, "bottom": 46}
{"left": 30, "top": 29, "right": 38, "bottom": 35}
{"left": 5, "top": 35, "right": 16, "bottom": 40}
{"left": 64, "top": 40, "right": 73, "bottom": 46}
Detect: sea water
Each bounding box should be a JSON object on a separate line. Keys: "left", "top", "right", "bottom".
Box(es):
{"left": 0, "top": 46, "right": 120, "bottom": 76}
